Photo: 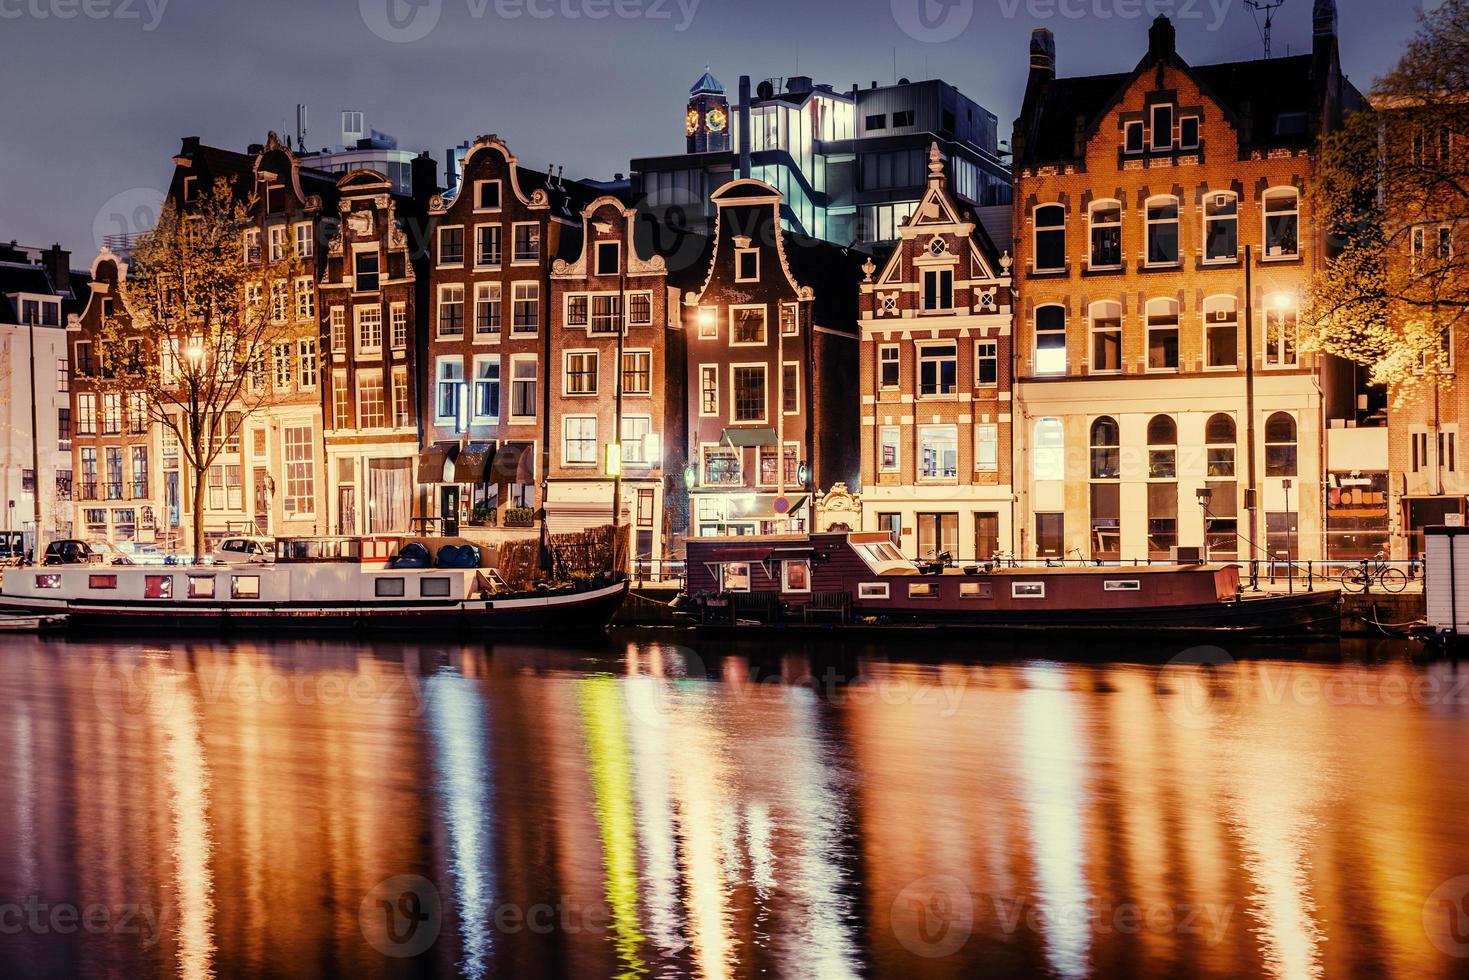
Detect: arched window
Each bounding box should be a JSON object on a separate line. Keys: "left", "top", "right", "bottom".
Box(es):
{"left": 1089, "top": 300, "right": 1122, "bottom": 373}
{"left": 1090, "top": 416, "right": 1120, "bottom": 480}
{"left": 1204, "top": 295, "right": 1238, "bottom": 369}
{"left": 1146, "top": 298, "right": 1180, "bottom": 371}
{"left": 1147, "top": 415, "right": 1179, "bottom": 557}
{"left": 1203, "top": 190, "right": 1238, "bottom": 263}
{"left": 1147, "top": 415, "right": 1177, "bottom": 479}
{"left": 1145, "top": 195, "right": 1180, "bottom": 266}
{"left": 1034, "top": 305, "right": 1067, "bottom": 375}
{"left": 1090, "top": 416, "right": 1122, "bottom": 558}
{"left": 1206, "top": 413, "right": 1237, "bottom": 477}
{"left": 1263, "top": 187, "right": 1300, "bottom": 258}
{"left": 1034, "top": 417, "right": 1064, "bottom": 481}
{"left": 1088, "top": 200, "right": 1122, "bottom": 269}
{"left": 1034, "top": 204, "right": 1067, "bottom": 272}
{"left": 1265, "top": 412, "right": 1298, "bottom": 476}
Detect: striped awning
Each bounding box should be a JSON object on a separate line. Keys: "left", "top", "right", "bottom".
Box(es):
{"left": 417, "top": 443, "right": 458, "bottom": 484}
{"left": 453, "top": 442, "right": 496, "bottom": 483}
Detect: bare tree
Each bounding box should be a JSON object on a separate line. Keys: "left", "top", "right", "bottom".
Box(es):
{"left": 96, "top": 177, "right": 306, "bottom": 560}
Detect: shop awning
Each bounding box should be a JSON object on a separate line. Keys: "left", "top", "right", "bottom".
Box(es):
{"left": 453, "top": 442, "right": 496, "bottom": 483}
{"left": 491, "top": 441, "right": 537, "bottom": 485}
{"left": 721, "top": 427, "right": 778, "bottom": 448}
{"left": 417, "top": 443, "right": 459, "bottom": 484}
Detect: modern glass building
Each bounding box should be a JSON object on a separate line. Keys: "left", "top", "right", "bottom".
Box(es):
{"left": 633, "top": 71, "right": 1012, "bottom": 248}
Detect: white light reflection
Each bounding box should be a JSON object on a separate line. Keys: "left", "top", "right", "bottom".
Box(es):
{"left": 621, "top": 673, "right": 687, "bottom": 959}
{"left": 427, "top": 673, "right": 494, "bottom": 980}
{"left": 160, "top": 671, "right": 215, "bottom": 980}
{"left": 1018, "top": 664, "right": 1091, "bottom": 980}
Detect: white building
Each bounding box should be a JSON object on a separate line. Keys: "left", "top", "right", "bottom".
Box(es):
{"left": 0, "top": 242, "right": 83, "bottom": 551}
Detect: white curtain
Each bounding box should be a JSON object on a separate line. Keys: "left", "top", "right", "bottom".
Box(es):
{"left": 368, "top": 459, "right": 412, "bottom": 533}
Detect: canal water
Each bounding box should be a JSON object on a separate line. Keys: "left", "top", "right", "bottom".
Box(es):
{"left": 2, "top": 632, "right": 1469, "bottom": 979}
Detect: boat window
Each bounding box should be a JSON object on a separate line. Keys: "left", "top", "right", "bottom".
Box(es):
{"left": 858, "top": 582, "right": 890, "bottom": 600}
{"left": 1012, "top": 582, "right": 1046, "bottom": 598}
{"left": 145, "top": 575, "right": 173, "bottom": 599}
{"left": 421, "top": 577, "right": 452, "bottom": 598}
{"left": 960, "top": 581, "right": 994, "bottom": 599}
{"left": 89, "top": 574, "right": 117, "bottom": 590}
{"left": 35, "top": 574, "right": 61, "bottom": 590}
{"left": 375, "top": 577, "right": 406, "bottom": 598}
{"left": 909, "top": 582, "right": 939, "bottom": 599}
{"left": 720, "top": 563, "right": 751, "bottom": 592}
{"left": 782, "top": 560, "right": 811, "bottom": 593}
{"left": 232, "top": 575, "right": 261, "bottom": 599}
{"left": 188, "top": 576, "right": 216, "bottom": 598}
{"left": 1104, "top": 580, "right": 1141, "bottom": 591}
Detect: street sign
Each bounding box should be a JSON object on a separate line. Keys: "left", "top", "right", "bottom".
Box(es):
{"left": 773, "top": 496, "right": 791, "bottom": 515}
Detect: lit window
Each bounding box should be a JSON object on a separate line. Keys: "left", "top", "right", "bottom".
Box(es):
{"left": 1089, "top": 301, "right": 1122, "bottom": 373}
{"left": 1034, "top": 306, "right": 1067, "bottom": 375}
{"left": 1089, "top": 200, "right": 1122, "bottom": 269}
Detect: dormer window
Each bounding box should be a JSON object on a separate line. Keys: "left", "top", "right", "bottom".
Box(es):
{"left": 474, "top": 180, "right": 501, "bottom": 211}
{"left": 595, "top": 241, "right": 620, "bottom": 277}
{"left": 735, "top": 247, "right": 759, "bottom": 282}
{"left": 922, "top": 269, "right": 954, "bottom": 312}
{"left": 1179, "top": 116, "right": 1200, "bottom": 149}
{"left": 1150, "top": 105, "right": 1174, "bottom": 150}
{"left": 1124, "top": 121, "right": 1145, "bottom": 154}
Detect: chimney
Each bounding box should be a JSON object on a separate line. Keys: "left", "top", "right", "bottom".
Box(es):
{"left": 411, "top": 151, "right": 439, "bottom": 204}
{"left": 738, "top": 74, "right": 752, "bottom": 179}
{"left": 41, "top": 243, "right": 71, "bottom": 295}
{"left": 1148, "top": 16, "right": 1176, "bottom": 60}
{"left": 1313, "top": 0, "right": 1338, "bottom": 38}
{"left": 1030, "top": 29, "right": 1056, "bottom": 82}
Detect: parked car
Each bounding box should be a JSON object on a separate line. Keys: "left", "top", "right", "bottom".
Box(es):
{"left": 43, "top": 539, "right": 95, "bottom": 565}
{"left": 0, "top": 531, "right": 25, "bottom": 565}
{"left": 116, "top": 543, "right": 170, "bottom": 566}
{"left": 210, "top": 536, "right": 275, "bottom": 564}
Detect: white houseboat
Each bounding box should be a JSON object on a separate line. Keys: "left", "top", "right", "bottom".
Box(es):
{"left": 0, "top": 537, "right": 627, "bottom": 634}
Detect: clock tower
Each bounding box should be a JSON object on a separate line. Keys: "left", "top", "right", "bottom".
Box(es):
{"left": 686, "top": 66, "right": 730, "bottom": 154}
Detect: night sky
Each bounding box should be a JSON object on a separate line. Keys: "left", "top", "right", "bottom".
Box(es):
{"left": 0, "top": 0, "right": 1434, "bottom": 258}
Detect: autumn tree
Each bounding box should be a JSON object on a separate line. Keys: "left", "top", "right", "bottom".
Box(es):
{"left": 97, "top": 177, "right": 304, "bottom": 561}
{"left": 1303, "top": 0, "right": 1469, "bottom": 396}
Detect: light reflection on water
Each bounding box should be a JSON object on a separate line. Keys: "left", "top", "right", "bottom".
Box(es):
{"left": 0, "top": 634, "right": 1467, "bottom": 978}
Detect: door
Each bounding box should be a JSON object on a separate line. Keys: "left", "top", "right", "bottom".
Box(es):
{"left": 974, "top": 512, "right": 1000, "bottom": 561}
{"left": 338, "top": 486, "right": 357, "bottom": 536}
{"left": 440, "top": 485, "right": 461, "bottom": 537}
{"left": 1036, "top": 513, "right": 1065, "bottom": 559}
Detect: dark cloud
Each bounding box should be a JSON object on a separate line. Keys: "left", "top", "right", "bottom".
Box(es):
{"left": 1, "top": 0, "right": 1421, "bottom": 256}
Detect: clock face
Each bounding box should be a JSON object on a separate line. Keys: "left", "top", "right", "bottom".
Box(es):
{"left": 706, "top": 107, "right": 728, "bottom": 133}
{"left": 686, "top": 108, "right": 700, "bottom": 136}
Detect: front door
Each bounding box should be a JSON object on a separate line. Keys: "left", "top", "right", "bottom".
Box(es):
{"left": 338, "top": 486, "right": 357, "bottom": 536}
{"left": 440, "top": 485, "right": 461, "bottom": 537}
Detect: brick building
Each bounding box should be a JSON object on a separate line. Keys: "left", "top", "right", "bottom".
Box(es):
{"left": 1378, "top": 97, "right": 1469, "bottom": 557}
{"left": 67, "top": 248, "right": 162, "bottom": 548}
{"left": 156, "top": 133, "right": 337, "bottom": 545}
{"left": 318, "top": 162, "right": 436, "bottom": 535}
{"left": 858, "top": 143, "right": 1017, "bottom": 561}
{"left": 421, "top": 135, "right": 596, "bottom": 535}
{"left": 676, "top": 178, "right": 862, "bottom": 538}
{"left": 1011, "top": 8, "right": 1364, "bottom": 562}
{"left": 547, "top": 196, "right": 676, "bottom": 566}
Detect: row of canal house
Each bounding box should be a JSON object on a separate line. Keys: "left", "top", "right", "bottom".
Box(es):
{"left": 64, "top": 2, "right": 1396, "bottom": 566}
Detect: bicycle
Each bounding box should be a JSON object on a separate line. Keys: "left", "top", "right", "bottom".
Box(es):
{"left": 1339, "top": 551, "right": 1407, "bottom": 593}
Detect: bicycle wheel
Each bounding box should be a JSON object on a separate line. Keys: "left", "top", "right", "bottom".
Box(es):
{"left": 1378, "top": 567, "right": 1408, "bottom": 593}
{"left": 1339, "top": 567, "right": 1367, "bottom": 592}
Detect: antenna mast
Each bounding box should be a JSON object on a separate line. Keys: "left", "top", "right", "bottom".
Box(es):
{"left": 1244, "top": 0, "right": 1286, "bottom": 59}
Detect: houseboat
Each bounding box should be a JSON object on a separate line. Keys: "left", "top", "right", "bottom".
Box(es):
{"left": 0, "top": 537, "right": 627, "bottom": 634}
{"left": 683, "top": 532, "right": 1339, "bottom": 636}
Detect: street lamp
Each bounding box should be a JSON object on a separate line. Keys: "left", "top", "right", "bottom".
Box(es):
{"left": 1282, "top": 477, "right": 1294, "bottom": 594}
{"left": 1196, "top": 487, "right": 1213, "bottom": 562}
